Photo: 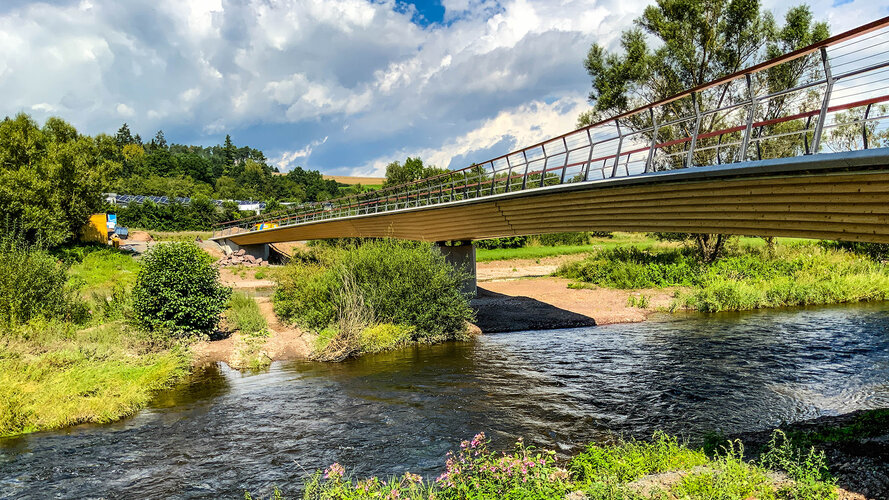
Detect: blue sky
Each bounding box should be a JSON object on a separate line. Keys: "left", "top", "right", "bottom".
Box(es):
{"left": 1, "top": 0, "right": 886, "bottom": 176}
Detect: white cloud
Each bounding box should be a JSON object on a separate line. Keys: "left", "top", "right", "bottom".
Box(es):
{"left": 116, "top": 103, "right": 134, "bottom": 116}
{"left": 352, "top": 96, "right": 589, "bottom": 176}
{"left": 0, "top": 0, "right": 884, "bottom": 177}
{"left": 275, "top": 136, "right": 330, "bottom": 171}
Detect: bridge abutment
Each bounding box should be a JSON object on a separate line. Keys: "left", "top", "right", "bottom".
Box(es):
{"left": 435, "top": 241, "right": 477, "bottom": 297}
{"left": 218, "top": 238, "right": 270, "bottom": 261}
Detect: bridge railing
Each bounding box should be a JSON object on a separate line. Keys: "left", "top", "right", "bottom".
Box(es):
{"left": 214, "top": 17, "right": 889, "bottom": 238}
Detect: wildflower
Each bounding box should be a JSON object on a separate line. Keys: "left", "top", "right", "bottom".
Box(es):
{"left": 403, "top": 472, "right": 422, "bottom": 484}
{"left": 471, "top": 432, "right": 485, "bottom": 448}
{"left": 549, "top": 468, "right": 570, "bottom": 482}
{"left": 324, "top": 462, "right": 345, "bottom": 480}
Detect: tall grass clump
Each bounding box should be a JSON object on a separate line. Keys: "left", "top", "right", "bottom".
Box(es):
{"left": 0, "top": 225, "right": 79, "bottom": 327}
{"left": 558, "top": 242, "right": 889, "bottom": 312}
{"left": 225, "top": 292, "right": 271, "bottom": 370}
{"left": 274, "top": 239, "right": 473, "bottom": 360}
{"left": 558, "top": 247, "right": 703, "bottom": 288}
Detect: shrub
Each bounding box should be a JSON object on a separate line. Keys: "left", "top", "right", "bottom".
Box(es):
{"left": 474, "top": 236, "right": 529, "bottom": 249}
{"left": 132, "top": 242, "right": 230, "bottom": 336}
{"left": 275, "top": 239, "right": 474, "bottom": 359}
{"left": 0, "top": 227, "right": 76, "bottom": 327}
{"left": 535, "top": 232, "right": 592, "bottom": 246}
{"left": 557, "top": 247, "right": 703, "bottom": 288}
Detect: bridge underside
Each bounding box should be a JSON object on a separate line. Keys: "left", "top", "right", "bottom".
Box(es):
{"left": 216, "top": 152, "right": 889, "bottom": 246}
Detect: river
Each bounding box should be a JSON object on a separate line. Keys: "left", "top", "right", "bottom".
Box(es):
{"left": 2, "top": 304, "right": 888, "bottom": 498}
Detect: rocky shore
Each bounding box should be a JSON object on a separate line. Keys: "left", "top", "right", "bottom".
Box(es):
{"left": 731, "top": 409, "right": 889, "bottom": 500}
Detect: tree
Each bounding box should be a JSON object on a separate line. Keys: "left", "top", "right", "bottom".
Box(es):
{"left": 150, "top": 130, "right": 167, "bottom": 150}
{"left": 223, "top": 134, "right": 236, "bottom": 174}
{"left": 115, "top": 123, "right": 135, "bottom": 146}
{"left": 0, "top": 114, "right": 119, "bottom": 246}
{"left": 580, "top": 1, "right": 827, "bottom": 261}
{"left": 383, "top": 157, "right": 449, "bottom": 187}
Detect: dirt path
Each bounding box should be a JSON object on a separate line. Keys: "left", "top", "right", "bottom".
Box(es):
{"left": 476, "top": 254, "right": 586, "bottom": 281}
{"left": 191, "top": 297, "right": 310, "bottom": 367}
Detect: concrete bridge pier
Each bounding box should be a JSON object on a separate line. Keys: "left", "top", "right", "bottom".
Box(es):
{"left": 218, "top": 238, "right": 270, "bottom": 261}
{"left": 435, "top": 241, "right": 477, "bottom": 297}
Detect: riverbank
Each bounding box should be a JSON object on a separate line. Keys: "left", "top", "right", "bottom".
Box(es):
{"left": 731, "top": 409, "right": 889, "bottom": 499}
{"left": 261, "top": 409, "right": 889, "bottom": 499}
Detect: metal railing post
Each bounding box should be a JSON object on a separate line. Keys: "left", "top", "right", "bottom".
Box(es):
{"left": 686, "top": 91, "right": 701, "bottom": 167}
{"left": 583, "top": 129, "right": 594, "bottom": 181}
{"left": 740, "top": 73, "right": 756, "bottom": 162}
{"left": 539, "top": 144, "right": 548, "bottom": 187}
{"left": 811, "top": 47, "right": 833, "bottom": 154}
{"left": 644, "top": 108, "right": 658, "bottom": 173}
{"left": 521, "top": 151, "right": 530, "bottom": 190}
{"left": 504, "top": 157, "right": 512, "bottom": 193}
{"left": 864, "top": 103, "right": 874, "bottom": 149}
{"left": 560, "top": 137, "right": 569, "bottom": 184}
{"left": 610, "top": 121, "right": 623, "bottom": 178}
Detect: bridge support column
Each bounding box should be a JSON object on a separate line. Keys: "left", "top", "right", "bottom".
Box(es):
{"left": 219, "top": 238, "right": 270, "bottom": 261}
{"left": 435, "top": 241, "right": 477, "bottom": 297}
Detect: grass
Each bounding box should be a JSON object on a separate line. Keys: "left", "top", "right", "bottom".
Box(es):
{"left": 0, "top": 241, "right": 195, "bottom": 437}
{"left": 66, "top": 246, "right": 141, "bottom": 297}
{"left": 141, "top": 230, "right": 214, "bottom": 242}
{"left": 557, "top": 240, "right": 889, "bottom": 312}
{"left": 783, "top": 409, "right": 889, "bottom": 449}
{"left": 0, "top": 320, "right": 190, "bottom": 437}
{"left": 225, "top": 292, "right": 271, "bottom": 371}
{"left": 257, "top": 431, "right": 838, "bottom": 500}
{"left": 475, "top": 233, "right": 659, "bottom": 262}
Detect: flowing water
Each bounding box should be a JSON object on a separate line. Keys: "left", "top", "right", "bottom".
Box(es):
{"left": 2, "top": 304, "right": 889, "bottom": 498}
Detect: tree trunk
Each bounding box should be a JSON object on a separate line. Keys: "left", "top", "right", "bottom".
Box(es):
{"left": 695, "top": 233, "right": 727, "bottom": 263}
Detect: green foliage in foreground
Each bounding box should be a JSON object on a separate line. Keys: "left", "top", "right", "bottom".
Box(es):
{"left": 274, "top": 240, "right": 473, "bottom": 360}
{"left": 0, "top": 227, "right": 79, "bottom": 327}
{"left": 253, "top": 431, "right": 837, "bottom": 500}
{"left": 558, "top": 244, "right": 889, "bottom": 312}
{"left": 132, "top": 242, "right": 231, "bottom": 336}
{"left": 0, "top": 320, "right": 189, "bottom": 437}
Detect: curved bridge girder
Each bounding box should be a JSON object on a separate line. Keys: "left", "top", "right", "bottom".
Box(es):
{"left": 217, "top": 149, "right": 889, "bottom": 246}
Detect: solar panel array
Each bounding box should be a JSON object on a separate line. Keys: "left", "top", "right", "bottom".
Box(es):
{"left": 107, "top": 193, "right": 264, "bottom": 209}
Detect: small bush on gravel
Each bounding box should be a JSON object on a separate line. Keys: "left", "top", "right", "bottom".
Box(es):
{"left": 274, "top": 239, "right": 473, "bottom": 360}
{"left": 132, "top": 242, "right": 231, "bottom": 336}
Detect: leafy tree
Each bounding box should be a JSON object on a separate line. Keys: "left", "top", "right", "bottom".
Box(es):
{"left": 383, "top": 157, "right": 449, "bottom": 187}
{"left": 0, "top": 114, "right": 119, "bottom": 246}
{"left": 579, "top": 1, "right": 827, "bottom": 261}
{"left": 132, "top": 242, "right": 231, "bottom": 336}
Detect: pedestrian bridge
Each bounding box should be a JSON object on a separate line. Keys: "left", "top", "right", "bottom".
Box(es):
{"left": 213, "top": 17, "right": 889, "bottom": 250}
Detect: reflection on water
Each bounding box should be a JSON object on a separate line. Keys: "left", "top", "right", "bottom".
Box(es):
{"left": 1, "top": 303, "right": 888, "bottom": 498}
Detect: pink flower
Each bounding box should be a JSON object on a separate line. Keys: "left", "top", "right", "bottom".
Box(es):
{"left": 324, "top": 462, "right": 345, "bottom": 480}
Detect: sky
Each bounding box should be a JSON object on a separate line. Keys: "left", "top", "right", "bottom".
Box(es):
{"left": 1, "top": 0, "right": 888, "bottom": 176}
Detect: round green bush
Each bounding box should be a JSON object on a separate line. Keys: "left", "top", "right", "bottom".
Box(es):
{"left": 132, "top": 242, "right": 230, "bottom": 336}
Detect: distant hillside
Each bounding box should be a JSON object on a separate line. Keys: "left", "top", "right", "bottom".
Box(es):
{"left": 322, "top": 175, "right": 385, "bottom": 186}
